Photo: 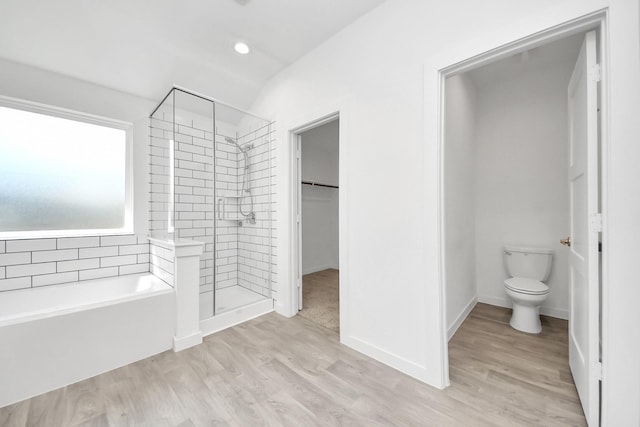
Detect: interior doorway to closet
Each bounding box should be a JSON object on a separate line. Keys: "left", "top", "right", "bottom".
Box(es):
{"left": 295, "top": 118, "right": 340, "bottom": 332}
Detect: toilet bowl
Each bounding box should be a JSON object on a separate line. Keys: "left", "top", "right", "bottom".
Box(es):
{"left": 504, "top": 277, "right": 549, "bottom": 333}
{"left": 503, "top": 246, "right": 552, "bottom": 334}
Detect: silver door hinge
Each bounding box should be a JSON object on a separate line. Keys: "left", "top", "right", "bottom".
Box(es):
{"left": 589, "top": 64, "right": 601, "bottom": 83}
{"left": 594, "top": 362, "right": 603, "bottom": 381}
{"left": 590, "top": 213, "right": 603, "bottom": 232}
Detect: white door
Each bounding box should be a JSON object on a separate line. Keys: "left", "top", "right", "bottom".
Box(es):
{"left": 566, "top": 30, "right": 600, "bottom": 426}
{"left": 296, "top": 135, "right": 303, "bottom": 310}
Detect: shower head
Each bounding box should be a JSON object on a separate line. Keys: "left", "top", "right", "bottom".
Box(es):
{"left": 225, "top": 136, "right": 246, "bottom": 154}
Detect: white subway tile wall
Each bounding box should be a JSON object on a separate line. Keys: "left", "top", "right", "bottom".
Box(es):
{"left": 0, "top": 235, "right": 150, "bottom": 292}
{"left": 149, "top": 241, "right": 174, "bottom": 286}
{"left": 57, "top": 236, "right": 101, "bottom": 249}
{"left": 149, "top": 116, "right": 172, "bottom": 235}
{"left": 0, "top": 277, "right": 30, "bottom": 292}
{"left": 0, "top": 252, "right": 31, "bottom": 267}
{"left": 7, "top": 262, "right": 56, "bottom": 278}
{"left": 149, "top": 115, "right": 175, "bottom": 291}
{"left": 149, "top": 108, "right": 277, "bottom": 318}
{"left": 215, "top": 130, "right": 240, "bottom": 300}
{"left": 236, "top": 124, "right": 275, "bottom": 298}
{"left": 57, "top": 258, "right": 99, "bottom": 273}
{"left": 33, "top": 271, "right": 78, "bottom": 287}
{"left": 80, "top": 266, "right": 119, "bottom": 281}
{"left": 6, "top": 238, "right": 57, "bottom": 253}
{"left": 32, "top": 249, "right": 78, "bottom": 263}
{"left": 149, "top": 113, "right": 215, "bottom": 303}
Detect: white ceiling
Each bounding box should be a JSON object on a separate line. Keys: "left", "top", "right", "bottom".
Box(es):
{"left": 0, "top": 0, "right": 387, "bottom": 109}
{"left": 467, "top": 33, "right": 584, "bottom": 88}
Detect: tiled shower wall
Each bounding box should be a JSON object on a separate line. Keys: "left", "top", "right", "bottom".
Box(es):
{"left": 237, "top": 124, "right": 275, "bottom": 297}
{"left": 0, "top": 235, "right": 149, "bottom": 292}
{"left": 149, "top": 108, "right": 277, "bottom": 319}
{"left": 213, "top": 123, "right": 276, "bottom": 300}
{"left": 213, "top": 129, "right": 240, "bottom": 293}
{"left": 149, "top": 113, "right": 215, "bottom": 297}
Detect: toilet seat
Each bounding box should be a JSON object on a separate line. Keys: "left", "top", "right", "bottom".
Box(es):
{"left": 504, "top": 277, "right": 549, "bottom": 295}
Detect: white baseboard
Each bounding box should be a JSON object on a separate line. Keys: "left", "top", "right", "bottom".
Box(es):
{"left": 540, "top": 306, "right": 568, "bottom": 320}
{"left": 302, "top": 264, "right": 339, "bottom": 275}
{"left": 173, "top": 331, "right": 203, "bottom": 352}
{"left": 341, "top": 335, "right": 443, "bottom": 388}
{"left": 274, "top": 300, "right": 296, "bottom": 317}
{"left": 477, "top": 294, "right": 511, "bottom": 309}
{"left": 200, "top": 298, "right": 274, "bottom": 337}
{"left": 447, "top": 296, "right": 478, "bottom": 341}
{"left": 477, "top": 294, "right": 568, "bottom": 320}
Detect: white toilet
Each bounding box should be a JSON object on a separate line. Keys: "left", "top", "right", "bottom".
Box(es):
{"left": 503, "top": 246, "right": 553, "bottom": 334}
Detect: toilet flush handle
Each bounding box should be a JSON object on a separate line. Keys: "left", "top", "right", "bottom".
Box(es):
{"left": 560, "top": 236, "right": 571, "bottom": 247}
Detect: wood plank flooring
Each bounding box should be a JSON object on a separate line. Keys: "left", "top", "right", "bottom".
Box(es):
{"left": 448, "top": 303, "right": 586, "bottom": 426}
{"left": 0, "top": 303, "right": 586, "bottom": 426}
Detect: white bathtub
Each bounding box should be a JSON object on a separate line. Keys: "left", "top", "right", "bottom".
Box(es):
{"left": 0, "top": 273, "right": 175, "bottom": 408}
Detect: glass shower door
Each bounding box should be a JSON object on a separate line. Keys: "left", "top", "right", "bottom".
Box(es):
{"left": 171, "top": 89, "right": 216, "bottom": 319}
{"left": 150, "top": 86, "right": 273, "bottom": 321}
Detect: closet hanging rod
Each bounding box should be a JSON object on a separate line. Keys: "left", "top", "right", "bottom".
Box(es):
{"left": 302, "top": 181, "right": 338, "bottom": 189}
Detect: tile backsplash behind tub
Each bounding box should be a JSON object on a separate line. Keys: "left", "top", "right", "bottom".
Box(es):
{"left": 0, "top": 235, "right": 150, "bottom": 292}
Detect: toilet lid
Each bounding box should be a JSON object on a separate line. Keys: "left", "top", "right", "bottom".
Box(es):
{"left": 504, "top": 277, "right": 549, "bottom": 295}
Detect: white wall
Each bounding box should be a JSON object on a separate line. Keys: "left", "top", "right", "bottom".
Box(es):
{"left": 301, "top": 120, "right": 339, "bottom": 274}
{"left": 474, "top": 59, "right": 573, "bottom": 319}
{"left": 444, "top": 74, "right": 477, "bottom": 338}
{"left": 301, "top": 120, "right": 339, "bottom": 186}
{"left": 250, "top": 0, "right": 640, "bottom": 424}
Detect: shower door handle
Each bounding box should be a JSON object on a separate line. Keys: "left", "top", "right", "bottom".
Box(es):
{"left": 217, "top": 198, "right": 225, "bottom": 220}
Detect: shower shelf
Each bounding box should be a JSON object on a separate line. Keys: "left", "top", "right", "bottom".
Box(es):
{"left": 217, "top": 192, "right": 241, "bottom": 198}
{"left": 218, "top": 217, "right": 254, "bottom": 224}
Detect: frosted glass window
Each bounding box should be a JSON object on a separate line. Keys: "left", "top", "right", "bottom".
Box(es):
{"left": 0, "top": 104, "right": 129, "bottom": 236}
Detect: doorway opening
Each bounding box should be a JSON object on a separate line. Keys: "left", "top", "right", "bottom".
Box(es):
{"left": 441, "top": 15, "right": 606, "bottom": 427}
{"left": 291, "top": 116, "right": 340, "bottom": 333}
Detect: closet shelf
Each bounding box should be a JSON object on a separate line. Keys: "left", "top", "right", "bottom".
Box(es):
{"left": 302, "top": 181, "right": 338, "bottom": 189}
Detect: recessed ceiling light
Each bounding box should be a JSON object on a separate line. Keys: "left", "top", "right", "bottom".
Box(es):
{"left": 234, "top": 42, "right": 250, "bottom": 55}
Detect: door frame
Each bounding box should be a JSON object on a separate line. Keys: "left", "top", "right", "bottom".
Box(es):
{"left": 290, "top": 114, "right": 340, "bottom": 312}
{"left": 285, "top": 106, "right": 348, "bottom": 336}
{"left": 435, "top": 8, "right": 609, "bottom": 414}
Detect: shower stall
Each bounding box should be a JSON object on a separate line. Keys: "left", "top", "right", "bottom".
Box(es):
{"left": 148, "top": 87, "right": 274, "bottom": 330}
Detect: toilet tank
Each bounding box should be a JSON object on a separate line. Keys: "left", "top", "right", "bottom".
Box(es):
{"left": 503, "top": 246, "right": 553, "bottom": 281}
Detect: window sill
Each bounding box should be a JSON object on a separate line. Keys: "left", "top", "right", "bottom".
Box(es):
{"left": 0, "top": 228, "right": 134, "bottom": 241}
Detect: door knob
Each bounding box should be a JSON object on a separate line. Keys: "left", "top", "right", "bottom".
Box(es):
{"left": 560, "top": 236, "right": 571, "bottom": 247}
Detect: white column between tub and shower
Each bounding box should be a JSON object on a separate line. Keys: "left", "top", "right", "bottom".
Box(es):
{"left": 172, "top": 239, "right": 205, "bottom": 351}
{"left": 149, "top": 237, "right": 204, "bottom": 351}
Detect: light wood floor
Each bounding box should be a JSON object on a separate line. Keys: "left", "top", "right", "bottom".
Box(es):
{"left": 0, "top": 303, "right": 586, "bottom": 426}
{"left": 298, "top": 269, "right": 339, "bottom": 332}
{"left": 448, "top": 303, "right": 586, "bottom": 426}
